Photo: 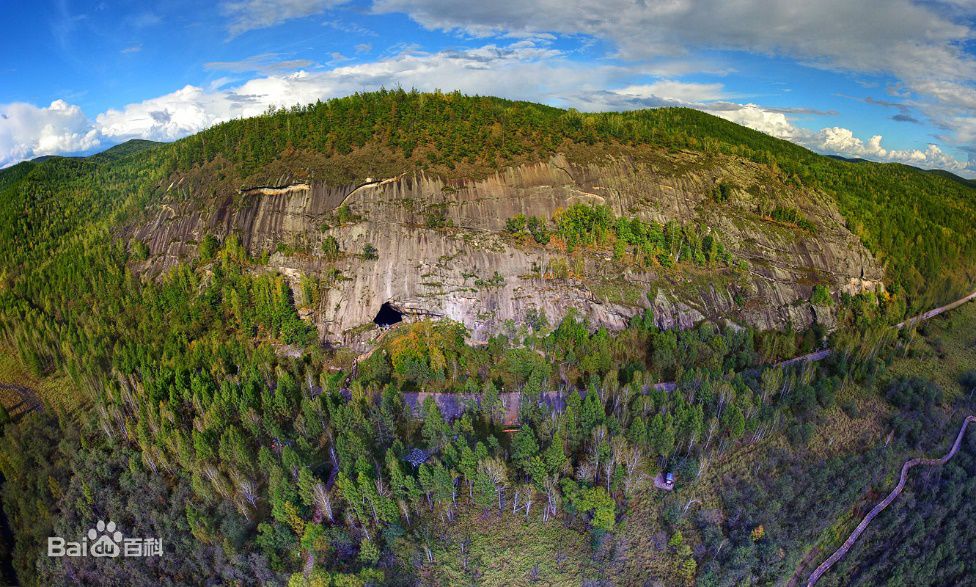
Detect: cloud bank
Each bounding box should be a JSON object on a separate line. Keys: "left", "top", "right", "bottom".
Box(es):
{"left": 705, "top": 104, "right": 968, "bottom": 172}
{"left": 375, "top": 0, "right": 976, "bottom": 112}
{"left": 0, "top": 100, "right": 100, "bottom": 165}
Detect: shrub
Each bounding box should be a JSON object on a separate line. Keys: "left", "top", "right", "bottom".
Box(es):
{"left": 526, "top": 215, "right": 550, "bottom": 244}
{"left": 130, "top": 239, "right": 150, "bottom": 261}
{"left": 712, "top": 182, "right": 732, "bottom": 203}
{"left": 959, "top": 369, "right": 976, "bottom": 396}
{"left": 424, "top": 204, "right": 451, "bottom": 229}
{"left": 507, "top": 203, "right": 732, "bottom": 267}
{"left": 474, "top": 271, "right": 505, "bottom": 288}
{"left": 505, "top": 214, "right": 550, "bottom": 244}
{"left": 769, "top": 207, "right": 816, "bottom": 231}
{"left": 505, "top": 214, "right": 527, "bottom": 235}
{"left": 886, "top": 376, "right": 945, "bottom": 447}
{"left": 811, "top": 284, "right": 832, "bottom": 306}
{"left": 321, "top": 236, "right": 340, "bottom": 260}
{"left": 334, "top": 204, "right": 359, "bottom": 225}
{"left": 198, "top": 234, "right": 220, "bottom": 261}
{"left": 886, "top": 376, "right": 943, "bottom": 410}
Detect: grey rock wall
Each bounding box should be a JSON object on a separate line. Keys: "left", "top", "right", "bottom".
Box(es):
{"left": 130, "top": 151, "right": 884, "bottom": 345}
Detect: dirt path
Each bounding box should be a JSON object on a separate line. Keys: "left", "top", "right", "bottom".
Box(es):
{"left": 778, "top": 348, "right": 832, "bottom": 368}
{"left": 400, "top": 348, "right": 830, "bottom": 423}
{"left": 895, "top": 290, "right": 976, "bottom": 330}
{"left": 806, "top": 415, "right": 976, "bottom": 586}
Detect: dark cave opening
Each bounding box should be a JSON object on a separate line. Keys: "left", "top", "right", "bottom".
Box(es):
{"left": 373, "top": 302, "right": 404, "bottom": 327}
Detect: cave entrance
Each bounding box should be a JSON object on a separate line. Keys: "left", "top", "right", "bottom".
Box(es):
{"left": 373, "top": 302, "right": 404, "bottom": 327}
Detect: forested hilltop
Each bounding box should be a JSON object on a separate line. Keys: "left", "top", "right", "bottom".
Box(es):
{"left": 1, "top": 91, "right": 975, "bottom": 586}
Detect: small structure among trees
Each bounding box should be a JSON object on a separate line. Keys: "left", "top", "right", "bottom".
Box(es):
{"left": 404, "top": 448, "right": 430, "bottom": 469}
{"left": 654, "top": 471, "right": 675, "bottom": 491}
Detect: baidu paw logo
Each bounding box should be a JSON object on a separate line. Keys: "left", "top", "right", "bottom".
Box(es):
{"left": 48, "top": 519, "right": 161, "bottom": 558}
{"left": 88, "top": 520, "right": 122, "bottom": 558}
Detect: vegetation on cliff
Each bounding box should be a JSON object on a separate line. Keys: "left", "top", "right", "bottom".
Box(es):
{"left": 505, "top": 203, "right": 735, "bottom": 268}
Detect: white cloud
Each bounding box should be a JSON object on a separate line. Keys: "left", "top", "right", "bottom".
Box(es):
{"left": 705, "top": 103, "right": 800, "bottom": 140}
{"left": 375, "top": 0, "right": 973, "bottom": 75}
{"left": 322, "top": 19, "right": 378, "bottom": 37}
{"left": 0, "top": 100, "right": 100, "bottom": 167}
{"left": 205, "top": 53, "right": 316, "bottom": 74}
{"left": 222, "top": 0, "right": 347, "bottom": 36}
{"left": 96, "top": 85, "right": 241, "bottom": 142}
{"left": 615, "top": 81, "right": 725, "bottom": 104}
{"left": 704, "top": 103, "right": 971, "bottom": 173}
{"left": 126, "top": 12, "right": 162, "bottom": 29}
{"left": 810, "top": 128, "right": 967, "bottom": 172}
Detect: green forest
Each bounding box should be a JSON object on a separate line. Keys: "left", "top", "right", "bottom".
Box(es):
{"left": 1, "top": 91, "right": 975, "bottom": 586}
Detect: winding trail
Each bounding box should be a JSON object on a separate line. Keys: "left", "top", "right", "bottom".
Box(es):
{"left": 895, "top": 290, "right": 976, "bottom": 330}
{"left": 806, "top": 415, "right": 976, "bottom": 586}
{"left": 396, "top": 289, "right": 976, "bottom": 424}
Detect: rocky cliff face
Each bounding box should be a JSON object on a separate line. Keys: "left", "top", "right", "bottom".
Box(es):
{"left": 129, "top": 149, "right": 884, "bottom": 346}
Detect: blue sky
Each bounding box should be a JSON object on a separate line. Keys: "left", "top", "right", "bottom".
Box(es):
{"left": 2, "top": 1, "right": 975, "bottom": 175}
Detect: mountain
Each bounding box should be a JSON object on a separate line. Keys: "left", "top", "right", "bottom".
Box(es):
{"left": 925, "top": 168, "right": 976, "bottom": 189}
{"left": 828, "top": 154, "right": 976, "bottom": 189}
{"left": 5, "top": 89, "right": 976, "bottom": 368}
{"left": 2, "top": 91, "right": 976, "bottom": 586}
{"left": 89, "top": 138, "right": 164, "bottom": 162}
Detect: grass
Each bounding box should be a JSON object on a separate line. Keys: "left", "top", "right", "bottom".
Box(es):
{"left": 889, "top": 301, "right": 976, "bottom": 399}
{"left": 611, "top": 491, "right": 691, "bottom": 585}
{"left": 806, "top": 383, "right": 891, "bottom": 460}
{"left": 0, "top": 346, "right": 78, "bottom": 417}
{"left": 396, "top": 506, "right": 600, "bottom": 586}
{"left": 590, "top": 280, "right": 647, "bottom": 306}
